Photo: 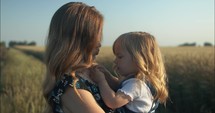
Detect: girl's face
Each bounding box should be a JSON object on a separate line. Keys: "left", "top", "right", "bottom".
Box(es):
{"left": 113, "top": 41, "right": 138, "bottom": 77}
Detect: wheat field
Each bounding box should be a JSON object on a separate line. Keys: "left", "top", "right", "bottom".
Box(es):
{"left": 0, "top": 48, "right": 46, "bottom": 113}
{"left": 0, "top": 46, "right": 214, "bottom": 113}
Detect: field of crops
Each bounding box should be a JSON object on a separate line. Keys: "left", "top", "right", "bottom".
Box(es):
{"left": 0, "top": 48, "right": 45, "bottom": 113}
{"left": 0, "top": 46, "right": 214, "bottom": 113}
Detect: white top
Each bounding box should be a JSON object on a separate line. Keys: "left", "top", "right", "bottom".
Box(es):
{"left": 117, "top": 78, "right": 154, "bottom": 113}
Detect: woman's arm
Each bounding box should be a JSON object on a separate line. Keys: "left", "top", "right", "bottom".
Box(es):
{"left": 61, "top": 87, "right": 105, "bottom": 113}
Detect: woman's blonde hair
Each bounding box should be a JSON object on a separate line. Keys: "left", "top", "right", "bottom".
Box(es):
{"left": 113, "top": 32, "right": 168, "bottom": 103}
{"left": 43, "top": 2, "right": 103, "bottom": 100}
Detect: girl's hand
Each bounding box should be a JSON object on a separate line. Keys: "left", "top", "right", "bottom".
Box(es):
{"left": 90, "top": 68, "right": 106, "bottom": 84}
{"left": 90, "top": 64, "right": 120, "bottom": 91}
{"left": 94, "top": 65, "right": 113, "bottom": 77}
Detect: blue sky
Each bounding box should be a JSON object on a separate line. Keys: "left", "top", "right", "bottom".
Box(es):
{"left": 1, "top": 0, "right": 214, "bottom": 46}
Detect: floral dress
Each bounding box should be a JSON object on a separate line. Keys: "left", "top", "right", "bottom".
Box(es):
{"left": 48, "top": 74, "right": 114, "bottom": 113}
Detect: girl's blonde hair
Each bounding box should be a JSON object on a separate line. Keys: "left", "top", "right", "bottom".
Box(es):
{"left": 43, "top": 2, "right": 103, "bottom": 101}
{"left": 113, "top": 32, "right": 168, "bottom": 103}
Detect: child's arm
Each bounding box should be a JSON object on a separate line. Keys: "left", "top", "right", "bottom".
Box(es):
{"left": 96, "top": 65, "right": 120, "bottom": 91}
{"left": 91, "top": 69, "right": 130, "bottom": 109}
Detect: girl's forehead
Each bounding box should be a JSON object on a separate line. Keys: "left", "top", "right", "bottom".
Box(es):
{"left": 113, "top": 40, "right": 126, "bottom": 54}
{"left": 114, "top": 40, "right": 122, "bottom": 50}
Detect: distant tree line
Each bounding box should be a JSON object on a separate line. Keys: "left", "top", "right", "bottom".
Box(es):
{"left": 9, "top": 41, "right": 36, "bottom": 47}
{"left": 0, "top": 41, "right": 7, "bottom": 62}
{"left": 0, "top": 41, "right": 6, "bottom": 47}
{"left": 179, "top": 42, "right": 213, "bottom": 47}
{"left": 203, "top": 42, "right": 213, "bottom": 46}
{"left": 179, "top": 42, "right": 196, "bottom": 46}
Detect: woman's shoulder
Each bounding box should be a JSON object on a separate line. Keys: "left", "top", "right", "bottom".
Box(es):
{"left": 47, "top": 74, "right": 90, "bottom": 103}
{"left": 61, "top": 73, "right": 90, "bottom": 90}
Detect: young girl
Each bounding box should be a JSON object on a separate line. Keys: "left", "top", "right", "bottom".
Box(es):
{"left": 91, "top": 32, "right": 168, "bottom": 113}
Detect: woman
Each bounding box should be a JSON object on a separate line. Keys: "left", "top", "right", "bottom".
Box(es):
{"left": 43, "top": 2, "right": 113, "bottom": 113}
